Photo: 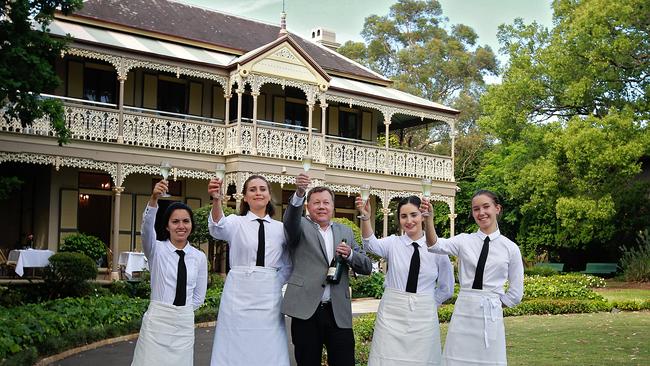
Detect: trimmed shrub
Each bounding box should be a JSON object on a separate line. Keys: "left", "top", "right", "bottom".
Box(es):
{"left": 43, "top": 252, "right": 98, "bottom": 299}
{"left": 331, "top": 217, "right": 363, "bottom": 246}
{"left": 619, "top": 229, "right": 650, "bottom": 282}
{"left": 524, "top": 265, "right": 558, "bottom": 277}
{"left": 351, "top": 272, "right": 385, "bottom": 299}
{"left": 59, "top": 233, "right": 107, "bottom": 263}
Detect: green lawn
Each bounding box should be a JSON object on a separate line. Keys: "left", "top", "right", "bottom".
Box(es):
{"left": 438, "top": 311, "right": 650, "bottom": 366}
{"left": 595, "top": 288, "right": 650, "bottom": 302}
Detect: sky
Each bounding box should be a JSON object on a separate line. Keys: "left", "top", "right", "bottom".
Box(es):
{"left": 182, "top": 0, "right": 554, "bottom": 82}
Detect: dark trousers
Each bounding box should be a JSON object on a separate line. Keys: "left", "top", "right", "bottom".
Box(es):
{"left": 291, "top": 302, "right": 355, "bottom": 366}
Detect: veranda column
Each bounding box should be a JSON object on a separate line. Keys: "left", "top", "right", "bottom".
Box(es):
{"left": 251, "top": 92, "right": 259, "bottom": 155}
{"left": 235, "top": 87, "right": 244, "bottom": 153}
{"left": 320, "top": 102, "right": 327, "bottom": 162}
{"left": 381, "top": 207, "right": 390, "bottom": 238}
{"left": 233, "top": 193, "right": 245, "bottom": 212}
{"left": 224, "top": 95, "right": 231, "bottom": 124}
{"left": 307, "top": 101, "right": 314, "bottom": 155}
{"left": 116, "top": 74, "right": 126, "bottom": 144}
{"left": 111, "top": 186, "right": 124, "bottom": 280}
{"left": 383, "top": 118, "right": 391, "bottom": 174}
{"left": 448, "top": 197, "right": 456, "bottom": 236}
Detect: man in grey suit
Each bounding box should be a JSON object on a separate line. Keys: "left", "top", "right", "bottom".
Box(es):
{"left": 283, "top": 173, "right": 372, "bottom": 366}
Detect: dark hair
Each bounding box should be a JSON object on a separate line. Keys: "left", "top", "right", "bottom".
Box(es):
{"left": 239, "top": 175, "right": 276, "bottom": 216}
{"left": 396, "top": 195, "right": 423, "bottom": 232}
{"left": 306, "top": 186, "right": 335, "bottom": 206}
{"left": 160, "top": 202, "right": 195, "bottom": 241}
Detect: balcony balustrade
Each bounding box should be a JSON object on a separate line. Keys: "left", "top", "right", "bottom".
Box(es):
{"left": 0, "top": 96, "right": 453, "bottom": 181}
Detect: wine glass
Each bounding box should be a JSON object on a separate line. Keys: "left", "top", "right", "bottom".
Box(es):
{"left": 421, "top": 178, "right": 432, "bottom": 198}
{"left": 357, "top": 184, "right": 371, "bottom": 219}
{"left": 160, "top": 161, "right": 172, "bottom": 197}
{"left": 302, "top": 154, "right": 312, "bottom": 172}
{"left": 213, "top": 163, "right": 226, "bottom": 199}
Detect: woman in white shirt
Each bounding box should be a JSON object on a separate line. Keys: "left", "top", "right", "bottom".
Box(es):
{"left": 423, "top": 190, "right": 524, "bottom": 366}
{"left": 356, "top": 195, "right": 454, "bottom": 366}
{"left": 132, "top": 180, "right": 208, "bottom": 366}
{"left": 207, "top": 174, "right": 292, "bottom": 366}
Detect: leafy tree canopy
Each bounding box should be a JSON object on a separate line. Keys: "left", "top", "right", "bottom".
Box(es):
{"left": 0, "top": 0, "right": 83, "bottom": 144}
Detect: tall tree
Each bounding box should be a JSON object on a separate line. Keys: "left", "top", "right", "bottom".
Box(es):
{"left": 478, "top": 0, "right": 650, "bottom": 259}
{"left": 0, "top": 0, "right": 83, "bottom": 145}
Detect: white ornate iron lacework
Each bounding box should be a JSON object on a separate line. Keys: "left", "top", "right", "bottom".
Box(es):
{"left": 65, "top": 48, "right": 229, "bottom": 87}
{"left": 274, "top": 48, "right": 298, "bottom": 61}
{"left": 122, "top": 111, "right": 225, "bottom": 155}
{"left": 256, "top": 126, "right": 312, "bottom": 161}
{"left": 67, "top": 106, "right": 119, "bottom": 142}
{"left": 246, "top": 75, "right": 318, "bottom": 104}
{"left": 0, "top": 152, "right": 119, "bottom": 184}
{"left": 324, "top": 94, "right": 456, "bottom": 126}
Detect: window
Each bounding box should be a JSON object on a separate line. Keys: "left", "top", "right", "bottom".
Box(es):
{"left": 158, "top": 79, "right": 186, "bottom": 114}
{"left": 339, "top": 110, "right": 361, "bottom": 139}
{"left": 84, "top": 67, "right": 116, "bottom": 103}
{"left": 285, "top": 101, "right": 307, "bottom": 129}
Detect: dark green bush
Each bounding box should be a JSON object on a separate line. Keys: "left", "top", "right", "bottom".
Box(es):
{"left": 350, "top": 272, "right": 385, "bottom": 299}
{"left": 619, "top": 229, "right": 650, "bottom": 282}
{"left": 60, "top": 233, "right": 107, "bottom": 263}
{"left": 523, "top": 274, "right": 606, "bottom": 301}
{"left": 43, "top": 252, "right": 98, "bottom": 298}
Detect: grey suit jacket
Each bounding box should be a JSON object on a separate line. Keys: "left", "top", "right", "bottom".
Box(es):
{"left": 282, "top": 193, "right": 372, "bottom": 328}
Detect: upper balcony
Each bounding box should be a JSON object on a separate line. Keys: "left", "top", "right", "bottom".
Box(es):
{"left": 0, "top": 94, "right": 454, "bottom": 182}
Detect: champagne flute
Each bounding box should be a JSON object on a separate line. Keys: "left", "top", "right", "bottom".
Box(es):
{"left": 214, "top": 163, "right": 226, "bottom": 199}
{"left": 160, "top": 161, "right": 172, "bottom": 197}
{"left": 357, "top": 184, "right": 371, "bottom": 219}
{"left": 421, "top": 178, "right": 432, "bottom": 216}
{"left": 421, "top": 178, "right": 432, "bottom": 198}
{"left": 302, "top": 154, "right": 312, "bottom": 172}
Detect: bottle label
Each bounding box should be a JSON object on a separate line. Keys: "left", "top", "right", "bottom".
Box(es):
{"left": 327, "top": 267, "right": 336, "bottom": 276}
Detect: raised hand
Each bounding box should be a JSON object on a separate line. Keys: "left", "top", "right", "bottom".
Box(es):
{"left": 208, "top": 178, "right": 222, "bottom": 200}
{"left": 295, "top": 173, "right": 311, "bottom": 197}
{"left": 419, "top": 197, "right": 433, "bottom": 218}
{"left": 355, "top": 196, "right": 370, "bottom": 218}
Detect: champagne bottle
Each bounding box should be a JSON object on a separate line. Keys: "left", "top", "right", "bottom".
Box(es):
{"left": 326, "top": 239, "right": 346, "bottom": 284}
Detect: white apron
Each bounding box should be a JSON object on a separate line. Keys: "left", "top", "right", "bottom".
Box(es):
{"left": 442, "top": 289, "right": 506, "bottom": 366}
{"left": 369, "top": 287, "right": 442, "bottom": 366}
{"left": 210, "top": 266, "right": 289, "bottom": 366}
{"left": 131, "top": 300, "right": 195, "bottom": 366}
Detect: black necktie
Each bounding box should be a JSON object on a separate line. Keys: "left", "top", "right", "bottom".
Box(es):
{"left": 472, "top": 236, "right": 491, "bottom": 290}
{"left": 256, "top": 219, "right": 265, "bottom": 267}
{"left": 173, "top": 250, "right": 187, "bottom": 306}
{"left": 405, "top": 242, "right": 420, "bottom": 293}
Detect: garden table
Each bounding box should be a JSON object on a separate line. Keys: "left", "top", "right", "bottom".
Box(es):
{"left": 118, "top": 251, "right": 148, "bottom": 279}
{"left": 7, "top": 249, "right": 55, "bottom": 276}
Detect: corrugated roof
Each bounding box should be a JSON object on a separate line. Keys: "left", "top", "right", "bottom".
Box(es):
{"left": 72, "top": 0, "right": 388, "bottom": 82}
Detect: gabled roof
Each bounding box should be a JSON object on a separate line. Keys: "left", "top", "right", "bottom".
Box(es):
{"left": 69, "top": 0, "right": 388, "bottom": 84}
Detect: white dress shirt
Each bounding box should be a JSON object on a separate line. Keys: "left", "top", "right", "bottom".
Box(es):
{"left": 363, "top": 234, "right": 454, "bottom": 305}
{"left": 208, "top": 211, "right": 292, "bottom": 284}
{"left": 428, "top": 229, "right": 524, "bottom": 307}
{"left": 141, "top": 205, "right": 208, "bottom": 310}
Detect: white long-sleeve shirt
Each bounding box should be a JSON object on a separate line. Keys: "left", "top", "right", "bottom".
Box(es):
{"left": 141, "top": 205, "right": 208, "bottom": 310}
{"left": 363, "top": 234, "right": 454, "bottom": 306}
{"left": 208, "top": 211, "right": 292, "bottom": 284}
{"left": 428, "top": 229, "right": 524, "bottom": 307}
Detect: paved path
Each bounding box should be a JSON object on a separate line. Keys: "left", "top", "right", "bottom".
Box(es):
{"left": 49, "top": 298, "right": 380, "bottom": 366}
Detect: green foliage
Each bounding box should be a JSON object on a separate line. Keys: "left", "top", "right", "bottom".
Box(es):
{"left": 350, "top": 272, "right": 385, "bottom": 299}
{"left": 524, "top": 275, "right": 605, "bottom": 300}
{"left": 0, "top": 295, "right": 148, "bottom": 360}
{"left": 504, "top": 299, "right": 612, "bottom": 316}
{"left": 0, "top": 0, "right": 83, "bottom": 145}
{"left": 524, "top": 266, "right": 559, "bottom": 277}
{"left": 0, "top": 176, "right": 23, "bottom": 200}
{"left": 189, "top": 205, "right": 236, "bottom": 245}
{"left": 620, "top": 229, "right": 650, "bottom": 282}
{"left": 331, "top": 217, "right": 363, "bottom": 247}
{"left": 43, "top": 252, "right": 98, "bottom": 298}
{"left": 60, "top": 233, "right": 107, "bottom": 262}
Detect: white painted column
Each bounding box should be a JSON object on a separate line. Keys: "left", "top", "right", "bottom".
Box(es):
{"left": 117, "top": 75, "right": 126, "bottom": 144}
{"left": 111, "top": 186, "right": 124, "bottom": 280}
{"left": 252, "top": 92, "right": 259, "bottom": 155}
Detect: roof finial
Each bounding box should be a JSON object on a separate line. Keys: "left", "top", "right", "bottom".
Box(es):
{"left": 279, "top": 0, "right": 288, "bottom": 36}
